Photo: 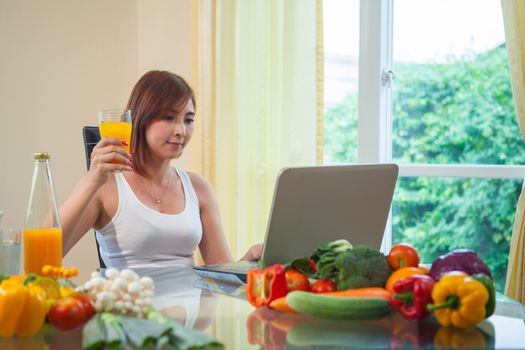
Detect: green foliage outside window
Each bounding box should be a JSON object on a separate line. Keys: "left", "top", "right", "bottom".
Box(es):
{"left": 323, "top": 47, "right": 525, "bottom": 291}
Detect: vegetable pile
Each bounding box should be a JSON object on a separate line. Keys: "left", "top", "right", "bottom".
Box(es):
{"left": 0, "top": 265, "right": 224, "bottom": 349}
{"left": 80, "top": 268, "right": 223, "bottom": 349}
{"left": 247, "top": 240, "right": 497, "bottom": 331}
{"left": 0, "top": 266, "right": 91, "bottom": 337}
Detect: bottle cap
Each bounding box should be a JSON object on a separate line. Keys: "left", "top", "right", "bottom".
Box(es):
{"left": 33, "top": 152, "right": 50, "bottom": 160}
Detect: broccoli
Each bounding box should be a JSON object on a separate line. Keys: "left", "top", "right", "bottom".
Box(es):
{"left": 334, "top": 245, "right": 392, "bottom": 290}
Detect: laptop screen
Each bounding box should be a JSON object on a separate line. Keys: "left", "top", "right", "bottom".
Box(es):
{"left": 261, "top": 164, "right": 398, "bottom": 264}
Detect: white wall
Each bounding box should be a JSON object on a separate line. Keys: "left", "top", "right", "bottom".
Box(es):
{"left": 0, "top": 0, "right": 191, "bottom": 282}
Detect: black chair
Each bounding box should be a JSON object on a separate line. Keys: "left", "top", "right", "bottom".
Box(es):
{"left": 82, "top": 126, "right": 106, "bottom": 268}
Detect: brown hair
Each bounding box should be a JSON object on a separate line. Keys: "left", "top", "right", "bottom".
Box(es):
{"left": 126, "top": 70, "right": 195, "bottom": 176}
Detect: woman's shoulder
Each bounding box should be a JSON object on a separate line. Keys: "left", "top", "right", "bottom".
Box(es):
{"left": 185, "top": 171, "right": 211, "bottom": 191}
{"left": 185, "top": 171, "right": 215, "bottom": 203}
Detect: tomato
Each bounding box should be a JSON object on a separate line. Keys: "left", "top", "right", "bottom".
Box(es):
{"left": 72, "top": 293, "right": 96, "bottom": 321}
{"left": 285, "top": 269, "right": 310, "bottom": 292}
{"left": 311, "top": 279, "right": 337, "bottom": 293}
{"left": 48, "top": 297, "right": 87, "bottom": 331}
{"left": 308, "top": 259, "right": 317, "bottom": 273}
{"left": 387, "top": 243, "right": 420, "bottom": 270}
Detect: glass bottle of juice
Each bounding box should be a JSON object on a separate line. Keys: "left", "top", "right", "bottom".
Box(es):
{"left": 24, "top": 152, "right": 62, "bottom": 274}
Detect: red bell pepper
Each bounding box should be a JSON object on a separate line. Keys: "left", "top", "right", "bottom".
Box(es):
{"left": 390, "top": 274, "right": 435, "bottom": 320}
{"left": 247, "top": 264, "right": 288, "bottom": 307}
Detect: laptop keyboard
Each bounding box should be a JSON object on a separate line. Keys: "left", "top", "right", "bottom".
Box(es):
{"left": 206, "top": 261, "right": 258, "bottom": 272}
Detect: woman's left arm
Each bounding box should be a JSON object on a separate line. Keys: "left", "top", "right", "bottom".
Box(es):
{"left": 188, "top": 172, "right": 232, "bottom": 264}
{"left": 188, "top": 172, "right": 262, "bottom": 263}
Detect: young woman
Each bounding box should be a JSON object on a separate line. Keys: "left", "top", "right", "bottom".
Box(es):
{"left": 60, "top": 70, "right": 262, "bottom": 268}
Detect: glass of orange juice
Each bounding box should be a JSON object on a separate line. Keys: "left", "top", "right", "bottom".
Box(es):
{"left": 98, "top": 109, "right": 132, "bottom": 154}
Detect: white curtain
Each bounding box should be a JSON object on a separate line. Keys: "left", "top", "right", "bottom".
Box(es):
{"left": 190, "top": 0, "right": 321, "bottom": 260}
{"left": 501, "top": 0, "right": 525, "bottom": 303}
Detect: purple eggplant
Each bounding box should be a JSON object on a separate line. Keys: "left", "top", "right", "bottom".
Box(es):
{"left": 429, "top": 249, "right": 492, "bottom": 281}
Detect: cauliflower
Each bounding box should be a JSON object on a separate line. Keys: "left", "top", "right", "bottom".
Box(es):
{"left": 334, "top": 245, "right": 392, "bottom": 290}
{"left": 78, "top": 269, "right": 155, "bottom": 318}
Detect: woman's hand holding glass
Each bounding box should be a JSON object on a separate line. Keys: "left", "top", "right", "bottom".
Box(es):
{"left": 88, "top": 137, "right": 133, "bottom": 185}
{"left": 88, "top": 109, "right": 133, "bottom": 186}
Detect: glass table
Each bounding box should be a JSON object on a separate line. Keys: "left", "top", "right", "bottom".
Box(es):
{"left": 1, "top": 267, "right": 524, "bottom": 349}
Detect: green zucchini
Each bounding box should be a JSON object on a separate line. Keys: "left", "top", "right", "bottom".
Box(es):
{"left": 287, "top": 291, "right": 391, "bottom": 320}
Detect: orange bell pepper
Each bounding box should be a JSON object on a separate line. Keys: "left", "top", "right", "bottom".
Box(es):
{"left": 385, "top": 266, "right": 428, "bottom": 292}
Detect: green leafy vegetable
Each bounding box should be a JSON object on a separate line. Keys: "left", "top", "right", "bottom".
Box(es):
{"left": 285, "top": 257, "right": 316, "bottom": 276}
{"left": 147, "top": 309, "right": 224, "bottom": 350}
{"left": 81, "top": 311, "right": 224, "bottom": 350}
{"left": 311, "top": 239, "right": 353, "bottom": 280}
{"left": 170, "top": 324, "right": 224, "bottom": 350}
{"left": 119, "top": 314, "right": 171, "bottom": 348}
{"left": 82, "top": 314, "right": 105, "bottom": 350}
{"left": 100, "top": 312, "right": 126, "bottom": 349}
{"left": 257, "top": 259, "right": 267, "bottom": 269}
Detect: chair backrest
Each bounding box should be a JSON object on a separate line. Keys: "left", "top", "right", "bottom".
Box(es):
{"left": 82, "top": 126, "right": 100, "bottom": 170}
{"left": 82, "top": 126, "right": 106, "bottom": 268}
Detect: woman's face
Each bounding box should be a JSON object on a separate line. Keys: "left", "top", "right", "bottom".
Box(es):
{"left": 145, "top": 98, "right": 195, "bottom": 160}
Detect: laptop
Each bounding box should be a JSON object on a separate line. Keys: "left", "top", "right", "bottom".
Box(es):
{"left": 193, "top": 164, "right": 399, "bottom": 284}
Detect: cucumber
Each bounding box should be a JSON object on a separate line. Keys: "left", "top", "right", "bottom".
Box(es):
{"left": 287, "top": 291, "right": 391, "bottom": 320}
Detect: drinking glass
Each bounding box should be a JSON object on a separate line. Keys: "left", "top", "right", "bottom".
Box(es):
{"left": 98, "top": 109, "right": 132, "bottom": 153}
{"left": 0, "top": 228, "right": 21, "bottom": 275}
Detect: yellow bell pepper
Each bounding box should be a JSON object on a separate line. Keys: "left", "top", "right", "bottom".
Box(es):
{"left": 427, "top": 271, "right": 489, "bottom": 329}
{"left": 0, "top": 274, "right": 47, "bottom": 337}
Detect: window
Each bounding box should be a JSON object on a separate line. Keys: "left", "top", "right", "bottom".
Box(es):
{"left": 323, "top": 0, "right": 359, "bottom": 164}
{"left": 323, "top": 0, "right": 525, "bottom": 291}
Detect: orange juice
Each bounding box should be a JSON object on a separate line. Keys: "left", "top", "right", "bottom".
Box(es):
{"left": 24, "top": 228, "right": 62, "bottom": 275}
{"left": 99, "top": 121, "right": 132, "bottom": 152}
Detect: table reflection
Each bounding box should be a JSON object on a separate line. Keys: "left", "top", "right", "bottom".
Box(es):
{"left": 1, "top": 267, "right": 524, "bottom": 349}
{"left": 245, "top": 307, "right": 493, "bottom": 350}
{"left": 103, "top": 268, "right": 525, "bottom": 350}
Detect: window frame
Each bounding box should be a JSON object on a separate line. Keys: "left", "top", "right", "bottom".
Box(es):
{"left": 357, "top": 0, "right": 525, "bottom": 252}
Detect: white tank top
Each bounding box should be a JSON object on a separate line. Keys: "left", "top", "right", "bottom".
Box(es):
{"left": 95, "top": 168, "right": 202, "bottom": 268}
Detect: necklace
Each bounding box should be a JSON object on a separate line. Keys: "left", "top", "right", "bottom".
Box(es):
{"left": 138, "top": 169, "right": 172, "bottom": 205}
